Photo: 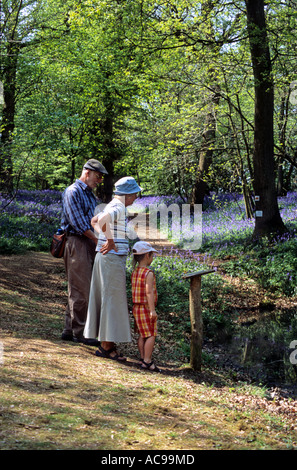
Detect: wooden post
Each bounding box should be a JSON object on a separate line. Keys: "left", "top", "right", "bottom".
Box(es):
{"left": 182, "top": 269, "right": 215, "bottom": 371}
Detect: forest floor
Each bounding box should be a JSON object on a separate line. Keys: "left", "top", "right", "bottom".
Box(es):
{"left": 1, "top": 249, "right": 297, "bottom": 451}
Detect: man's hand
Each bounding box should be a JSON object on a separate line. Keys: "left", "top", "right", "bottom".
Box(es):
{"left": 83, "top": 229, "right": 98, "bottom": 245}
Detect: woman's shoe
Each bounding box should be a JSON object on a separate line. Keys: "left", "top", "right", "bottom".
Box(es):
{"left": 95, "top": 345, "right": 127, "bottom": 362}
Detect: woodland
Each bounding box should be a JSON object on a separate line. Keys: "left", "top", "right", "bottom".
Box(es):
{"left": 1, "top": 0, "right": 297, "bottom": 235}
{"left": 1, "top": 0, "right": 297, "bottom": 452}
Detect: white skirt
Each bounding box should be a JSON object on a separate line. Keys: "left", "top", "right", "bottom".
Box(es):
{"left": 84, "top": 252, "right": 131, "bottom": 343}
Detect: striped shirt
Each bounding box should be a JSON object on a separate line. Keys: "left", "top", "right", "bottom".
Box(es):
{"left": 61, "top": 179, "right": 97, "bottom": 235}
{"left": 96, "top": 198, "right": 129, "bottom": 255}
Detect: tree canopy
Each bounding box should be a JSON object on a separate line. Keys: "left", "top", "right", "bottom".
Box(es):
{"left": 1, "top": 0, "right": 297, "bottom": 235}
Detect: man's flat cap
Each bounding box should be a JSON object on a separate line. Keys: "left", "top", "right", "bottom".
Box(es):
{"left": 84, "top": 159, "right": 108, "bottom": 174}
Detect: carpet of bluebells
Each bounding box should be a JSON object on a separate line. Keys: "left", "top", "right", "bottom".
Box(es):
{"left": 1, "top": 190, "right": 297, "bottom": 248}
{"left": 0, "top": 191, "right": 248, "bottom": 253}
{"left": 0, "top": 190, "right": 62, "bottom": 253}
{"left": 1, "top": 189, "right": 297, "bottom": 297}
{"left": 2, "top": 189, "right": 297, "bottom": 378}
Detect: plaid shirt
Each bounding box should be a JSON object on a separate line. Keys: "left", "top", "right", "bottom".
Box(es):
{"left": 61, "top": 179, "right": 97, "bottom": 235}
{"left": 131, "top": 267, "right": 157, "bottom": 305}
{"left": 132, "top": 267, "right": 158, "bottom": 337}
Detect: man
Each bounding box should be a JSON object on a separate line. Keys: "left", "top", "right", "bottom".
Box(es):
{"left": 61, "top": 159, "right": 108, "bottom": 345}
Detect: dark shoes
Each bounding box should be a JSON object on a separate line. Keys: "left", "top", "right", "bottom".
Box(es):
{"left": 141, "top": 360, "right": 160, "bottom": 372}
{"left": 76, "top": 337, "right": 100, "bottom": 346}
{"left": 95, "top": 345, "right": 127, "bottom": 362}
{"left": 61, "top": 333, "right": 99, "bottom": 346}
{"left": 86, "top": 338, "right": 100, "bottom": 346}
{"left": 61, "top": 333, "right": 74, "bottom": 341}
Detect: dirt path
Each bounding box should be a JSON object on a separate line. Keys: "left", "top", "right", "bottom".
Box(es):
{"left": 1, "top": 251, "right": 297, "bottom": 450}
{"left": 1, "top": 249, "right": 297, "bottom": 351}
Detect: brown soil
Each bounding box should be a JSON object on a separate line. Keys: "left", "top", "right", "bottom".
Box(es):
{"left": 1, "top": 251, "right": 297, "bottom": 450}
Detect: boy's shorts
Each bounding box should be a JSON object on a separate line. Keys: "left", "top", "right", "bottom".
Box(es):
{"left": 133, "top": 304, "right": 157, "bottom": 338}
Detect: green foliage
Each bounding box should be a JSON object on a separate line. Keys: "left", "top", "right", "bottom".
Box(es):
{"left": 2, "top": 0, "right": 297, "bottom": 199}
{"left": 220, "top": 234, "right": 297, "bottom": 297}
{"left": 126, "top": 252, "right": 235, "bottom": 359}
{"left": 1, "top": 188, "right": 297, "bottom": 381}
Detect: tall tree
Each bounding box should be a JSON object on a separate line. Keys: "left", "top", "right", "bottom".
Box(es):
{"left": 0, "top": 0, "right": 24, "bottom": 192}
{"left": 0, "top": 0, "right": 70, "bottom": 192}
{"left": 190, "top": 0, "right": 221, "bottom": 206}
{"left": 245, "top": 0, "right": 286, "bottom": 236}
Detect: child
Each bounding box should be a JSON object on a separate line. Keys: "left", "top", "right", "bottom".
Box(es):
{"left": 131, "top": 241, "right": 160, "bottom": 372}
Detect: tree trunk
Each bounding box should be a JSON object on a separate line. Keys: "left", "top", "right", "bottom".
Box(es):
{"left": 191, "top": 1, "right": 220, "bottom": 207}
{"left": 96, "top": 97, "right": 116, "bottom": 203}
{"left": 277, "top": 94, "right": 290, "bottom": 196}
{"left": 191, "top": 80, "right": 220, "bottom": 207}
{"left": 245, "top": 0, "right": 286, "bottom": 237}
{"left": 100, "top": 112, "right": 115, "bottom": 204}
{"left": 101, "top": 160, "right": 114, "bottom": 204}
{"left": 0, "top": 43, "right": 18, "bottom": 193}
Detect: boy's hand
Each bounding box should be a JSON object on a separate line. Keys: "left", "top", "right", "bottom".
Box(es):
{"left": 150, "top": 311, "right": 157, "bottom": 321}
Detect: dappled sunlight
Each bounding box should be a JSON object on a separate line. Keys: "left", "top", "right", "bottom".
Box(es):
{"left": 1, "top": 192, "right": 297, "bottom": 449}
{"left": 2, "top": 334, "right": 295, "bottom": 450}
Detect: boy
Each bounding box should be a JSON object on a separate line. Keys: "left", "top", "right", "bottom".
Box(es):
{"left": 131, "top": 241, "right": 160, "bottom": 372}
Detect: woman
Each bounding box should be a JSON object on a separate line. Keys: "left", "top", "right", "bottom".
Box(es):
{"left": 84, "top": 176, "right": 142, "bottom": 361}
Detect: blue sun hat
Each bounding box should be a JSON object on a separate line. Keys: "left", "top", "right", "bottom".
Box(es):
{"left": 114, "top": 177, "right": 142, "bottom": 195}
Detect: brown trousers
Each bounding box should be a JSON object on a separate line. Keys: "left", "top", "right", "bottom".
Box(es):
{"left": 63, "top": 235, "right": 96, "bottom": 339}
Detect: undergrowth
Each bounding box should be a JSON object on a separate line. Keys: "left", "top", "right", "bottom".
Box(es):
{"left": 2, "top": 190, "right": 297, "bottom": 384}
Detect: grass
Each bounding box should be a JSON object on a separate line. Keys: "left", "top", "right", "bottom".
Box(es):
{"left": 1, "top": 189, "right": 297, "bottom": 376}
{"left": 1, "top": 252, "right": 297, "bottom": 450}
{"left": 1, "top": 190, "right": 297, "bottom": 449}
{"left": 1, "top": 330, "right": 296, "bottom": 450}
